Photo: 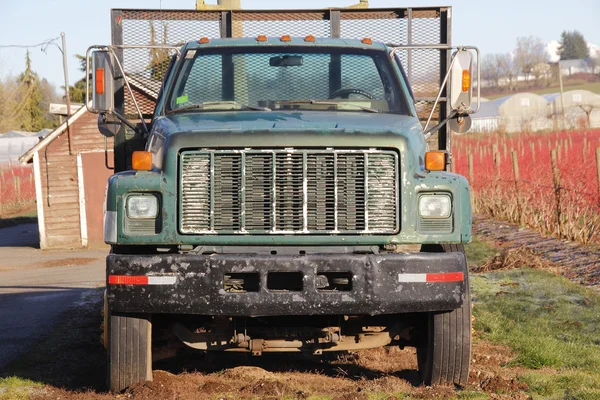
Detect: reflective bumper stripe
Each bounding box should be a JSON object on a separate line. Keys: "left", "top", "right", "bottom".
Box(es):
{"left": 398, "top": 272, "right": 464, "bottom": 283}
{"left": 108, "top": 275, "right": 177, "bottom": 285}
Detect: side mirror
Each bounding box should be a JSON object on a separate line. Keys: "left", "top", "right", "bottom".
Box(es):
{"left": 92, "top": 50, "right": 115, "bottom": 113}
{"left": 449, "top": 49, "right": 473, "bottom": 113}
{"left": 98, "top": 113, "right": 121, "bottom": 138}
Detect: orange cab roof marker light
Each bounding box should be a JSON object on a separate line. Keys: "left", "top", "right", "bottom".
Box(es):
{"left": 361, "top": 37, "right": 373, "bottom": 45}
{"left": 280, "top": 35, "right": 292, "bottom": 42}
{"left": 198, "top": 37, "right": 210, "bottom": 44}
{"left": 256, "top": 35, "right": 268, "bottom": 42}
{"left": 304, "top": 35, "right": 316, "bottom": 42}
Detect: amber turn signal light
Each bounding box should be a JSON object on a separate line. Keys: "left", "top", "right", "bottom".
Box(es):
{"left": 95, "top": 68, "right": 105, "bottom": 95}
{"left": 132, "top": 151, "right": 152, "bottom": 171}
{"left": 462, "top": 70, "right": 471, "bottom": 92}
{"left": 425, "top": 151, "right": 446, "bottom": 171}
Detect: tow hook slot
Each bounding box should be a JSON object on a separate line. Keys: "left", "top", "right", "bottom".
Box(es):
{"left": 267, "top": 272, "right": 303, "bottom": 291}
{"left": 224, "top": 273, "right": 260, "bottom": 292}
{"left": 317, "top": 271, "right": 352, "bottom": 291}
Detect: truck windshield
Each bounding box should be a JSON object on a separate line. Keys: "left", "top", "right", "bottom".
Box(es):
{"left": 165, "top": 46, "right": 410, "bottom": 115}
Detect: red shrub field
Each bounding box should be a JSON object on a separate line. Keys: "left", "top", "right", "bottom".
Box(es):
{"left": 453, "top": 129, "right": 600, "bottom": 244}
{"left": 0, "top": 163, "right": 36, "bottom": 215}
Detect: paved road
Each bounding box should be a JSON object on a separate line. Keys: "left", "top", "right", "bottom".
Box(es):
{"left": 0, "top": 227, "right": 106, "bottom": 371}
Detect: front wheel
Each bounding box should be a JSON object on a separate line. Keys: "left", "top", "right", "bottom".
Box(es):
{"left": 417, "top": 244, "right": 471, "bottom": 387}
{"left": 107, "top": 312, "right": 152, "bottom": 392}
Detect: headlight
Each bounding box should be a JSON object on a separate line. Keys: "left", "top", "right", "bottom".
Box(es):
{"left": 419, "top": 194, "right": 451, "bottom": 218}
{"left": 127, "top": 194, "right": 159, "bottom": 219}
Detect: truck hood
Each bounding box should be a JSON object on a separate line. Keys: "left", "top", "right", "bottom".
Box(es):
{"left": 153, "top": 111, "right": 423, "bottom": 137}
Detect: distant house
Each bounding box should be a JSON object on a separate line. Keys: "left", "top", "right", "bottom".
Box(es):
{"left": 559, "top": 59, "right": 590, "bottom": 76}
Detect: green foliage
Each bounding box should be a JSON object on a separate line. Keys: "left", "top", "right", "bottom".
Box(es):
{"left": 558, "top": 30, "right": 590, "bottom": 60}
{"left": 464, "top": 236, "right": 498, "bottom": 267}
{"left": 66, "top": 54, "right": 89, "bottom": 104}
{"left": 0, "top": 51, "right": 59, "bottom": 133}
{"left": 0, "top": 376, "right": 42, "bottom": 400}
{"left": 17, "top": 51, "right": 46, "bottom": 131}
{"left": 68, "top": 79, "right": 87, "bottom": 104}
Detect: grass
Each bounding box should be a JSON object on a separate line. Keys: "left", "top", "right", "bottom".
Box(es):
{"left": 486, "top": 82, "right": 600, "bottom": 100}
{"left": 472, "top": 268, "right": 600, "bottom": 398}
{"left": 0, "top": 377, "right": 42, "bottom": 400}
{"left": 464, "top": 235, "right": 498, "bottom": 267}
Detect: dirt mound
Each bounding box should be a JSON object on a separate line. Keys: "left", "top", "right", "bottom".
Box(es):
{"left": 480, "top": 376, "right": 528, "bottom": 393}
{"left": 221, "top": 366, "right": 274, "bottom": 380}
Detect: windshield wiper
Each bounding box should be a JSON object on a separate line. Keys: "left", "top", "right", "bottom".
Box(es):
{"left": 276, "top": 100, "right": 380, "bottom": 113}
{"left": 166, "top": 101, "right": 271, "bottom": 115}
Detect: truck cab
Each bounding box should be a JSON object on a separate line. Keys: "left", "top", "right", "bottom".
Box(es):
{"left": 89, "top": 9, "right": 477, "bottom": 392}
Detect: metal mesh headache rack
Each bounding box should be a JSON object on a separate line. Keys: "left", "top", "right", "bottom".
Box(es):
{"left": 110, "top": 7, "right": 452, "bottom": 168}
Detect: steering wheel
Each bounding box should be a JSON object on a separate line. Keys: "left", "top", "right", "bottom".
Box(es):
{"left": 329, "top": 88, "right": 375, "bottom": 100}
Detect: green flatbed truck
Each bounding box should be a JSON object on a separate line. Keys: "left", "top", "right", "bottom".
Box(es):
{"left": 87, "top": 7, "right": 479, "bottom": 392}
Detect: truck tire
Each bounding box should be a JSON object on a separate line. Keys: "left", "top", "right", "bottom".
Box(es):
{"left": 417, "top": 243, "right": 471, "bottom": 387}
{"left": 107, "top": 312, "right": 152, "bottom": 392}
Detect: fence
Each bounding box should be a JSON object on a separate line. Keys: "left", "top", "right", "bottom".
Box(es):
{"left": 454, "top": 129, "right": 600, "bottom": 244}
{"left": 0, "top": 163, "right": 35, "bottom": 216}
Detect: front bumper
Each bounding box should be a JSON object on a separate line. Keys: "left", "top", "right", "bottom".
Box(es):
{"left": 107, "top": 252, "right": 467, "bottom": 317}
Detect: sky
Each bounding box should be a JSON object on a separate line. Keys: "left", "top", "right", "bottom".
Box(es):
{"left": 0, "top": 0, "right": 599, "bottom": 91}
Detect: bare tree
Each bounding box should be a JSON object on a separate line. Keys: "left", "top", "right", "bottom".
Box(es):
{"left": 586, "top": 56, "right": 599, "bottom": 74}
{"left": 497, "top": 53, "right": 520, "bottom": 91}
{"left": 532, "top": 62, "right": 551, "bottom": 85}
{"left": 514, "top": 36, "right": 549, "bottom": 84}
{"left": 481, "top": 53, "right": 503, "bottom": 87}
{"left": 574, "top": 101, "right": 600, "bottom": 129}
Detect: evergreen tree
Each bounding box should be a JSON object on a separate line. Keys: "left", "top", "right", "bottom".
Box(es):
{"left": 17, "top": 51, "right": 45, "bottom": 131}
{"left": 558, "top": 30, "right": 590, "bottom": 60}
{"left": 68, "top": 54, "right": 89, "bottom": 103}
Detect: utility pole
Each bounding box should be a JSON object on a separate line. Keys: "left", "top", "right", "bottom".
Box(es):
{"left": 61, "top": 32, "right": 73, "bottom": 154}
{"left": 558, "top": 60, "right": 567, "bottom": 130}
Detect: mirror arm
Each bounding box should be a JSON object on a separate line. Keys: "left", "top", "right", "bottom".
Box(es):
{"left": 424, "top": 109, "right": 457, "bottom": 139}
{"left": 109, "top": 49, "right": 150, "bottom": 136}
{"left": 109, "top": 111, "right": 143, "bottom": 135}
{"left": 423, "top": 51, "right": 458, "bottom": 133}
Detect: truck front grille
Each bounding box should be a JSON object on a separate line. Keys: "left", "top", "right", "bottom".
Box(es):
{"left": 180, "top": 149, "right": 398, "bottom": 234}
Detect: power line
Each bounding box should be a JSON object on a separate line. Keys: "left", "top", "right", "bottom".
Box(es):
{"left": 0, "top": 37, "right": 60, "bottom": 52}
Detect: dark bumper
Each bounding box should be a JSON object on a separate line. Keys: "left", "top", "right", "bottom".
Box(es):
{"left": 107, "top": 252, "right": 467, "bottom": 317}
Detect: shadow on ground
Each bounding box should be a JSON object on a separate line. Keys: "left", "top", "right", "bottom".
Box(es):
{"left": 0, "top": 221, "right": 39, "bottom": 248}
{"left": 1, "top": 287, "right": 422, "bottom": 395}
{"left": 0, "top": 288, "right": 106, "bottom": 392}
